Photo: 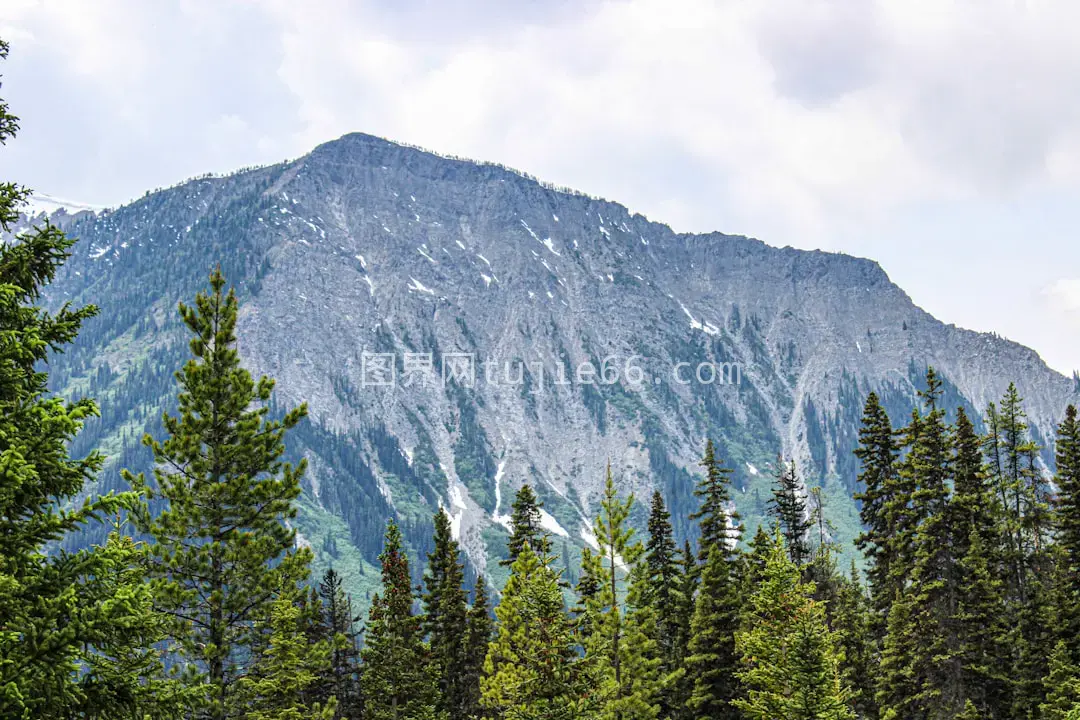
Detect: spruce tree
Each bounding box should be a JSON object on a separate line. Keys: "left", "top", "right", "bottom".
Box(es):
{"left": 422, "top": 509, "right": 471, "bottom": 720}
{"left": 0, "top": 41, "right": 170, "bottom": 718}
{"left": 315, "top": 569, "right": 362, "bottom": 720}
{"left": 644, "top": 489, "right": 681, "bottom": 718}
{"left": 124, "top": 269, "right": 312, "bottom": 720}
{"left": 360, "top": 521, "right": 439, "bottom": 720}
{"left": 685, "top": 440, "right": 742, "bottom": 720}
{"left": 1054, "top": 405, "right": 1080, "bottom": 654}
{"left": 950, "top": 407, "right": 1011, "bottom": 717}
{"left": 668, "top": 540, "right": 699, "bottom": 720}
{"left": 852, "top": 391, "right": 898, "bottom": 603}
{"left": 582, "top": 468, "right": 660, "bottom": 720}
{"left": 481, "top": 544, "right": 595, "bottom": 720}
{"left": 769, "top": 458, "right": 812, "bottom": 567}
{"left": 830, "top": 563, "right": 877, "bottom": 720}
{"left": 500, "top": 484, "right": 551, "bottom": 566}
{"left": 1042, "top": 641, "right": 1080, "bottom": 720}
{"left": 238, "top": 584, "right": 336, "bottom": 720}
{"left": 733, "top": 534, "right": 854, "bottom": 720}
{"left": 462, "top": 581, "right": 493, "bottom": 720}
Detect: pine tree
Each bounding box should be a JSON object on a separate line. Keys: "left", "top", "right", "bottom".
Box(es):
{"left": 686, "top": 440, "right": 742, "bottom": 720}
{"left": 360, "top": 521, "right": 440, "bottom": 720}
{"left": 481, "top": 544, "right": 595, "bottom": 720}
{"left": 1054, "top": 405, "right": 1080, "bottom": 655}
{"left": 423, "top": 509, "right": 471, "bottom": 720}
{"left": 853, "top": 391, "right": 899, "bottom": 621}
{"left": 574, "top": 546, "right": 603, "bottom": 642}
{"left": 1041, "top": 641, "right": 1080, "bottom": 720}
{"left": 582, "top": 467, "right": 660, "bottom": 720}
{"left": 462, "top": 581, "right": 493, "bottom": 720}
{"left": 769, "top": 458, "right": 812, "bottom": 567}
{"left": 830, "top": 563, "right": 877, "bottom": 720}
{"left": 315, "top": 569, "right": 362, "bottom": 720}
{"left": 949, "top": 407, "right": 1011, "bottom": 717}
{"left": 238, "top": 584, "right": 337, "bottom": 720}
{"left": 500, "top": 484, "right": 551, "bottom": 566}
{"left": 668, "top": 540, "right": 699, "bottom": 720}
{"left": 644, "top": 489, "right": 681, "bottom": 717}
{"left": 878, "top": 369, "right": 960, "bottom": 720}
{"left": 124, "top": 269, "right": 312, "bottom": 720}
{"left": 733, "top": 534, "right": 854, "bottom": 720}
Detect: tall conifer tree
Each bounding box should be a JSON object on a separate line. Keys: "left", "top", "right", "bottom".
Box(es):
{"left": 686, "top": 440, "right": 742, "bottom": 720}
{"left": 124, "top": 268, "right": 312, "bottom": 720}
{"left": 360, "top": 521, "right": 439, "bottom": 720}
{"left": 769, "top": 458, "right": 812, "bottom": 567}
{"left": 423, "top": 509, "right": 471, "bottom": 720}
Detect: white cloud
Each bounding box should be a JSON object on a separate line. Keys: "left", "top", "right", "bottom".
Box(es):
{"left": 1045, "top": 279, "right": 1080, "bottom": 315}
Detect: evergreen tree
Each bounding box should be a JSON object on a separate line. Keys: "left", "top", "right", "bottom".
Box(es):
{"left": 238, "top": 584, "right": 337, "bottom": 720}
{"left": 481, "top": 545, "right": 595, "bottom": 720}
{"left": 878, "top": 369, "right": 960, "bottom": 720}
{"left": 830, "top": 563, "right": 877, "bottom": 720}
{"left": 422, "top": 509, "right": 471, "bottom": 720}
{"left": 124, "top": 269, "right": 312, "bottom": 720}
{"left": 0, "top": 41, "right": 184, "bottom": 718}
{"left": 500, "top": 484, "right": 551, "bottom": 566}
{"left": 360, "top": 521, "right": 440, "bottom": 720}
{"left": 462, "top": 581, "right": 493, "bottom": 720}
{"left": 644, "top": 490, "right": 681, "bottom": 717}
{"left": 733, "top": 534, "right": 854, "bottom": 720}
{"left": 1041, "top": 641, "right": 1080, "bottom": 720}
{"left": 582, "top": 468, "right": 660, "bottom": 720}
{"left": 853, "top": 390, "right": 900, "bottom": 620}
{"left": 769, "top": 458, "right": 812, "bottom": 567}
{"left": 574, "top": 546, "right": 603, "bottom": 642}
{"left": 686, "top": 440, "right": 742, "bottom": 720}
{"left": 668, "top": 540, "right": 699, "bottom": 720}
{"left": 1054, "top": 405, "right": 1080, "bottom": 655}
{"left": 315, "top": 569, "right": 362, "bottom": 720}
{"left": 949, "top": 407, "right": 1011, "bottom": 717}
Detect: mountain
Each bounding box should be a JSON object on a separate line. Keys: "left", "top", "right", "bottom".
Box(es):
{"left": 26, "top": 132, "right": 1079, "bottom": 596}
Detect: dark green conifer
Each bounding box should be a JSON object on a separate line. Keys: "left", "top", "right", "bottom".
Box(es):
{"left": 360, "top": 521, "right": 440, "bottom": 720}
{"left": 500, "top": 484, "right": 551, "bottom": 566}
{"left": 124, "top": 269, "right": 312, "bottom": 720}
{"left": 685, "top": 440, "right": 742, "bottom": 720}
{"left": 422, "top": 509, "right": 471, "bottom": 720}
{"left": 769, "top": 458, "right": 812, "bottom": 566}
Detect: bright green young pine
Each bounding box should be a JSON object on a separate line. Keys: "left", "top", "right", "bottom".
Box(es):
{"left": 733, "top": 534, "right": 854, "bottom": 720}
{"left": 582, "top": 467, "right": 661, "bottom": 720}
{"left": 124, "top": 268, "right": 312, "bottom": 720}
{"left": 481, "top": 544, "right": 595, "bottom": 720}
{"left": 238, "top": 584, "right": 336, "bottom": 720}
{"left": 360, "top": 520, "right": 440, "bottom": 720}
{"left": 1040, "top": 641, "right": 1080, "bottom": 720}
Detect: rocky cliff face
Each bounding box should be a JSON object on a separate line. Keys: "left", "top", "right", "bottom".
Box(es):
{"left": 26, "top": 132, "right": 1079, "bottom": 592}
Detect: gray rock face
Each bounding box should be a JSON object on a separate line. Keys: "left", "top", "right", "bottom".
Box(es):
{"left": 28, "top": 132, "right": 1080, "bottom": 580}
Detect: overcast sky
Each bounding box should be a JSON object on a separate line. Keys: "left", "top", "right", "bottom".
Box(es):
{"left": 2, "top": 0, "right": 1079, "bottom": 376}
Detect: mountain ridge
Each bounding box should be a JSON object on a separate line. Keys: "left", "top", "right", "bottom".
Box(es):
{"left": 21, "top": 130, "right": 1078, "bottom": 594}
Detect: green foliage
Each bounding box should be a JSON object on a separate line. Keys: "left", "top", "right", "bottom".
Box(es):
{"left": 501, "top": 484, "right": 552, "bottom": 567}
{"left": 124, "top": 268, "right": 312, "bottom": 719}
{"left": 314, "top": 568, "right": 362, "bottom": 719}
{"left": 686, "top": 441, "right": 742, "bottom": 720}
{"left": 1055, "top": 405, "right": 1080, "bottom": 654}
{"left": 1041, "top": 641, "right": 1080, "bottom": 720}
{"left": 360, "top": 521, "right": 440, "bottom": 720}
{"left": 769, "top": 458, "right": 812, "bottom": 567}
{"left": 733, "top": 534, "right": 854, "bottom": 720}
{"left": 481, "top": 545, "right": 595, "bottom": 720}
{"left": 582, "top": 467, "right": 661, "bottom": 720}
{"left": 237, "top": 585, "right": 337, "bottom": 720}
{"left": 423, "top": 509, "right": 473, "bottom": 720}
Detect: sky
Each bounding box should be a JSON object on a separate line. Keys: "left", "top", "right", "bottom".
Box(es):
{"left": 1, "top": 0, "right": 1079, "bottom": 376}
